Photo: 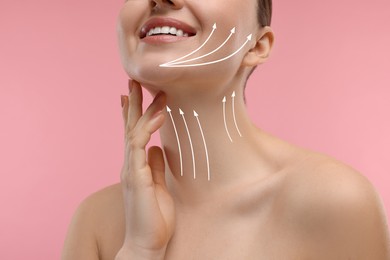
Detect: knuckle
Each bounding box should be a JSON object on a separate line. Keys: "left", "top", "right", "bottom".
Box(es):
{"left": 125, "top": 129, "right": 139, "bottom": 147}
{"left": 129, "top": 136, "right": 141, "bottom": 149}
{"left": 120, "top": 166, "right": 129, "bottom": 182}
{"left": 127, "top": 132, "right": 147, "bottom": 150}
{"left": 120, "top": 169, "right": 132, "bottom": 188}
{"left": 120, "top": 171, "right": 127, "bottom": 183}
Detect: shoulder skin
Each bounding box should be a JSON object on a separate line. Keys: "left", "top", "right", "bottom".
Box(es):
{"left": 278, "top": 153, "right": 390, "bottom": 259}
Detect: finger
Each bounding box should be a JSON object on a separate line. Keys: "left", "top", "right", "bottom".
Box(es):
{"left": 148, "top": 146, "right": 167, "bottom": 188}
{"left": 122, "top": 95, "right": 129, "bottom": 132}
{"left": 125, "top": 91, "right": 166, "bottom": 173}
{"left": 135, "top": 91, "right": 166, "bottom": 130}
{"left": 127, "top": 80, "right": 143, "bottom": 132}
{"left": 129, "top": 110, "right": 166, "bottom": 172}
{"left": 122, "top": 79, "right": 133, "bottom": 124}
{"left": 127, "top": 92, "right": 166, "bottom": 156}
{"left": 125, "top": 83, "right": 166, "bottom": 174}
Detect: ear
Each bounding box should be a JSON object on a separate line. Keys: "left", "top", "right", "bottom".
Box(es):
{"left": 242, "top": 26, "right": 274, "bottom": 67}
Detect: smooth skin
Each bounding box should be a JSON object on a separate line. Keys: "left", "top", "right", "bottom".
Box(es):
{"left": 61, "top": 80, "right": 390, "bottom": 259}
{"left": 116, "top": 81, "right": 174, "bottom": 258}
{"left": 62, "top": 0, "right": 390, "bottom": 259}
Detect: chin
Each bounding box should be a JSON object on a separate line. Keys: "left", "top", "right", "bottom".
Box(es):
{"left": 124, "top": 55, "right": 237, "bottom": 95}
{"left": 128, "top": 63, "right": 183, "bottom": 87}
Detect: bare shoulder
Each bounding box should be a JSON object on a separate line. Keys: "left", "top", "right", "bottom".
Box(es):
{"left": 278, "top": 151, "right": 390, "bottom": 258}
{"left": 84, "top": 183, "right": 125, "bottom": 256}
{"left": 76, "top": 183, "right": 124, "bottom": 226}
{"left": 82, "top": 182, "right": 123, "bottom": 211}
{"left": 281, "top": 151, "right": 380, "bottom": 211}
{"left": 62, "top": 183, "right": 125, "bottom": 260}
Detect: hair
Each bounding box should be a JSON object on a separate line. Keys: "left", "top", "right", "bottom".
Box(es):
{"left": 257, "top": 0, "right": 272, "bottom": 27}
{"left": 244, "top": 0, "right": 272, "bottom": 98}
{"left": 249, "top": 0, "right": 272, "bottom": 76}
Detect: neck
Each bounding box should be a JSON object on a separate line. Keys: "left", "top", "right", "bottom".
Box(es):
{"left": 158, "top": 80, "right": 278, "bottom": 207}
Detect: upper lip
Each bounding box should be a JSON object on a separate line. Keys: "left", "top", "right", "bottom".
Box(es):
{"left": 139, "top": 17, "right": 197, "bottom": 38}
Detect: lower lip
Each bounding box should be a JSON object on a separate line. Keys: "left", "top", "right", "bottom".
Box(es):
{"left": 140, "top": 35, "right": 194, "bottom": 44}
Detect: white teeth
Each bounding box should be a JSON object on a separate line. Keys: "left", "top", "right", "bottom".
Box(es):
{"left": 146, "top": 26, "right": 191, "bottom": 37}
{"left": 176, "top": 29, "right": 183, "bottom": 37}
{"left": 161, "top": 26, "right": 170, "bottom": 34}
{"left": 169, "top": 27, "right": 177, "bottom": 35}
{"left": 154, "top": 27, "right": 161, "bottom": 34}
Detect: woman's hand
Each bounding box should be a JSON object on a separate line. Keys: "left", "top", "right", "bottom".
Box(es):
{"left": 117, "top": 80, "right": 175, "bottom": 259}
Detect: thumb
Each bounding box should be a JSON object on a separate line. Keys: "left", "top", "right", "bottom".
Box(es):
{"left": 148, "top": 146, "right": 168, "bottom": 189}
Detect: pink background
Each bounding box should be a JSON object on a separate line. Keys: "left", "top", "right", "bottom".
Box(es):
{"left": 1, "top": 0, "right": 389, "bottom": 259}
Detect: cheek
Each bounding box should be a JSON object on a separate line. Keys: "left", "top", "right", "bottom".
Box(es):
{"left": 195, "top": 2, "right": 256, "bottom": 53}
{"left": 118, "top": 1, "right": 148, "bottom": 30}
{"left": 117, "top": 5, "right": 135, "bottom": 37}
{"left": 117, "top": 2, "right": 150, "bottom": 52}
{"left": 116, "top": 3, "right": 147, "bottom": 76}
{"left": 117, "top": 0, "right": 257, "bottom": 84}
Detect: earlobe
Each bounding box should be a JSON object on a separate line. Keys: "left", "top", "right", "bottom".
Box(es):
{"left": 242, "top": 27, "right": 274, "bottom": 67}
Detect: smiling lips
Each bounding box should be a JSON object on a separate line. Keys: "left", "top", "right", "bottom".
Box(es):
{"left": 140, "top": 17, "right": 197, "bottom": 43}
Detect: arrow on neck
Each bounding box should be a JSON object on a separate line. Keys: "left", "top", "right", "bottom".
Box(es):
{"left": 222, "top": 96, "right": 233, "bottom": 142}
{"left": 194, "top": 110, "right": 211, "bottom": 181}
{"left": 231, "top": 91, "right": 242, "bottom": 137}
{"left": 166, "top": 106, "right": 183, "bottom": 176}
{"left": 180, "top": 108, "right": 196, "bottom": 179}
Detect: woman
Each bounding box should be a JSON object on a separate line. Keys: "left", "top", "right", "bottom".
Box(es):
{"left": 62, "top": 0, "right": 390, "bottom": 259}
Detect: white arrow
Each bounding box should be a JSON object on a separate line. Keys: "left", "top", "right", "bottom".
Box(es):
{"left": 161, "top": 23, "right": 217, "bottom": 66}
{"left": 194, "top": 111, "right": 211, "bottom": 181}
{"left": 180, "top": 109, "right": 196, "bottom": 179}
{"left": 166, "top": 106, "right": 183, "bottom": 176}
{"left": 231, "top": 91, "right": 242, "bottom": 137}
{"left": 222, "top": 96, "right": 233, "bottom": 142}
{"left": 161, "top": 34, "right": 252, "bottom": 68}
{"left": 166, "top": 27, "right": 236, "bottom": 65}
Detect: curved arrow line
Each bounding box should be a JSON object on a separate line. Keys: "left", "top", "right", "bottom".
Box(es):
{"left": 231, "top": 92, "right": 242, "bottom": 137}
{"left": 160, "top": 23, "right": 217, "bottom": 66}
{"left": 167, "top": 27, "right": 235, "bottom": 65}
{"left": 180, "top": 109, "right": 196, "bottom": 179}
{"left": 222, "top": 97, "right": 233, "bottom": 142}
{"left": 166, "top": 106, "right": 183, "bottom": 176}
{"left": 194, "top": 111, "right": 211, "bottom": 181}
{"left": 161, "top": 34, "right": 252, "bottom": 68}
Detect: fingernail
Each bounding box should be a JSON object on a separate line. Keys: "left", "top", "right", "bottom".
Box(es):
{"left": 128, "top": 79, "right": 133, "bottom": 94}
{"left": 154, "top": 91, "right": 164, "bottom": 102}
{"left": 120, "top": 95, "right": 125, "bottom": 108}
{"left": 154, "top": 92, "right": 161, "bottom": 100}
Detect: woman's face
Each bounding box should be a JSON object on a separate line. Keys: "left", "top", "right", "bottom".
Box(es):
{"left": 117, "top": 0, "right": 259, "bottom": 94}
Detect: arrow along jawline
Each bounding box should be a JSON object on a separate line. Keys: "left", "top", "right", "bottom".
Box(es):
{"left": 159, "top": 24, "right": 253, "bottom": 68}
